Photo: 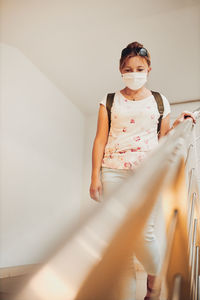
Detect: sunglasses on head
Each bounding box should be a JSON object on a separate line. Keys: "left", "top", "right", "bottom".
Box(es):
{"left": 121, "top": 47, "right": 148, "bottom": 57}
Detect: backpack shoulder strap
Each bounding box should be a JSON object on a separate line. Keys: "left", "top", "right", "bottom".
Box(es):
{"left": 151, "top": 90, "right": 164, "bottom": 136}
{"left": 106, "top": 93, "right": 115, "bottom": 131}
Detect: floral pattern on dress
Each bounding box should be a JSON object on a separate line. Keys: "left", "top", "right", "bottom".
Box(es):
{"left": 134, "top": 136, "right": 141, "bottom": 142}
{"left": 100, "top": 90, "right": 170, "bottom": 170}
{"left": 124, "top": 162, "right": 132, "bottom": 168}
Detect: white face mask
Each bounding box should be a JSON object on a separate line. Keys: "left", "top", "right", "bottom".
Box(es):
{"left": 121, "top": 72, "right": 148, "bottom": 90}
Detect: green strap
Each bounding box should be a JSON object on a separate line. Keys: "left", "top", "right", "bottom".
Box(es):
{"left": 106, "top": 91, "right": 164, "bottom": 135}
{"left": 151, "top": 90, "right": 164, "bottom": 135}
{"left": 106, "top": 93, "right": 115, "bottom": 131}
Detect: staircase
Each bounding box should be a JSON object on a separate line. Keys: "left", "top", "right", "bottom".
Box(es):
{"left": 1, "top": 107, "right": 200, "bottom": 300}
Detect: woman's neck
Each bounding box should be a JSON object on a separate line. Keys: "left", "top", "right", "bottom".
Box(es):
{"left": 120, "top": 86, "right": 149, "bottom": 100}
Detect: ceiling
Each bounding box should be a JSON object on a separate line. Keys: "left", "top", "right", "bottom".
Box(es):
{"left": 1, "top": 0, "right": 200, "bottom": 115}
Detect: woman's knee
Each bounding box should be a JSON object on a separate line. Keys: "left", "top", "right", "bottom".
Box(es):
{"left": 135, "top": 234, "right": 161, "bottom": 275}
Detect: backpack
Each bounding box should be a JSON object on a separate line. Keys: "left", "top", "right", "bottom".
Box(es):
{"left": 106, "top": 91, "right": 164, "bottom": 136}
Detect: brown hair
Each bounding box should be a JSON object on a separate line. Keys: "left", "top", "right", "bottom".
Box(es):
{"left": 119, "top": 41, "right": 151, "bottom": 70}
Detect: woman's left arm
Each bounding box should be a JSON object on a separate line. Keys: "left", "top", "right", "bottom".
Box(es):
{"left": 158, "top": 111, "right": 197, "bottom": 140}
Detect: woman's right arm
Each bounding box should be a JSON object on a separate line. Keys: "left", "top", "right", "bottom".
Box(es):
{"left": 90, "top": 104, "right": 109, "bottom": 202}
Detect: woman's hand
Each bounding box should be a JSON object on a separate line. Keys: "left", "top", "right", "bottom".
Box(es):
{"left": 90, "top": 177, "right": 103, "bottom": 202}
{"left": 172, "top": 111, "right": 196, "bottom": 129}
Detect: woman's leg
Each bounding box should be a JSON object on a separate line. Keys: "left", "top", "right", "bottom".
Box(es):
{"left": 100, "top": 167, "right": 162, "bottom": 300}
{"left": 101, "top": 167, "right": 161, "bottom": 274}
{"left": 101, "top": 167, "right": 137, "bottom": 300}
{"left": 134, "top": 200, "right": 161, "bottom": 274}
{"left": 134, "top": 197, "right": 162, "bottom": 299}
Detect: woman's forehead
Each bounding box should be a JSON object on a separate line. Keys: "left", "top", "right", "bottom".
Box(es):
{"left": 124, "top": 56, "right": 148, "bottom": 68}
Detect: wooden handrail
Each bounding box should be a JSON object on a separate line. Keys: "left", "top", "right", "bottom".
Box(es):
{"left": 170, "top": 99, "right": 200, "bottom": 105}
{"left": 14, "top": 108, "right": 200, "bottom": 300}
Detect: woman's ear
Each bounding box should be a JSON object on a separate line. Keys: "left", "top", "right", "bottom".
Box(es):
{"left": 147, "top": 67, "right": 152, "bottom": 74}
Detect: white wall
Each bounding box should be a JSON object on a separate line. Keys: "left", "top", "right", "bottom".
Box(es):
{"left": 144, "top": 4, "right": 200, "bottom": 104}
{"left": 0, "top": 43, "right": 85, "bottom": 268}
{"left": 1, "top": 2, "right": 199, "bottom": 114}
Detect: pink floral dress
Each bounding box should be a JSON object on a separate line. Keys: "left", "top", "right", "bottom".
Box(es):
{"left": 99, "top": 90, "right": 171, "bottom": 170}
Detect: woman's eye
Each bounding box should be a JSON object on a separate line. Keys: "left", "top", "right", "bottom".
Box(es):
{"left": 138, "top": 69, "right": 144, "bottom": 72}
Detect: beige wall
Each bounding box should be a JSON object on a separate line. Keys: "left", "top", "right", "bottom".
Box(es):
{"left": 0, "top": 1, "right": 199, "bottom": 114}
{"left": 0, "top": 43, "right": 85, "bottom": 268}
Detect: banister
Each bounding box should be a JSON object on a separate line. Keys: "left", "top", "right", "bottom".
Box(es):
{"left": 14, "top": 108, "right": 200, "bottom": 300}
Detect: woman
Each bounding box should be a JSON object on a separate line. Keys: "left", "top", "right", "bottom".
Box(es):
{"left": 89, "top": 41, "right": 196, "bottom": 300}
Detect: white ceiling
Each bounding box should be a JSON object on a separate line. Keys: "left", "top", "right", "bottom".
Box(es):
{"left": 1, "top": 0, "right": 200, "bottom": 115}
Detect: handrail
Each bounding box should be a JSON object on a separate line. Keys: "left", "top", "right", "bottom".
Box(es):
{"left": 14, "top": 107, "right": 200, "bottom": 300}
{"left": 170, "top": 99, "right": 200, "bottom": 105}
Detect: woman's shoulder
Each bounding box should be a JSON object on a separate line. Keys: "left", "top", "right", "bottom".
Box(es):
{"left": 151, "top": 90, "right": 170, "bottom": 103}
{"left": 98, "top": 91, "right": 119, "bottom": 107}
{"left": 155, "top": 91, "right": 171, "bottom": 117}
{"left": 158, "top": 92, "right": 170, "bottom": 106}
